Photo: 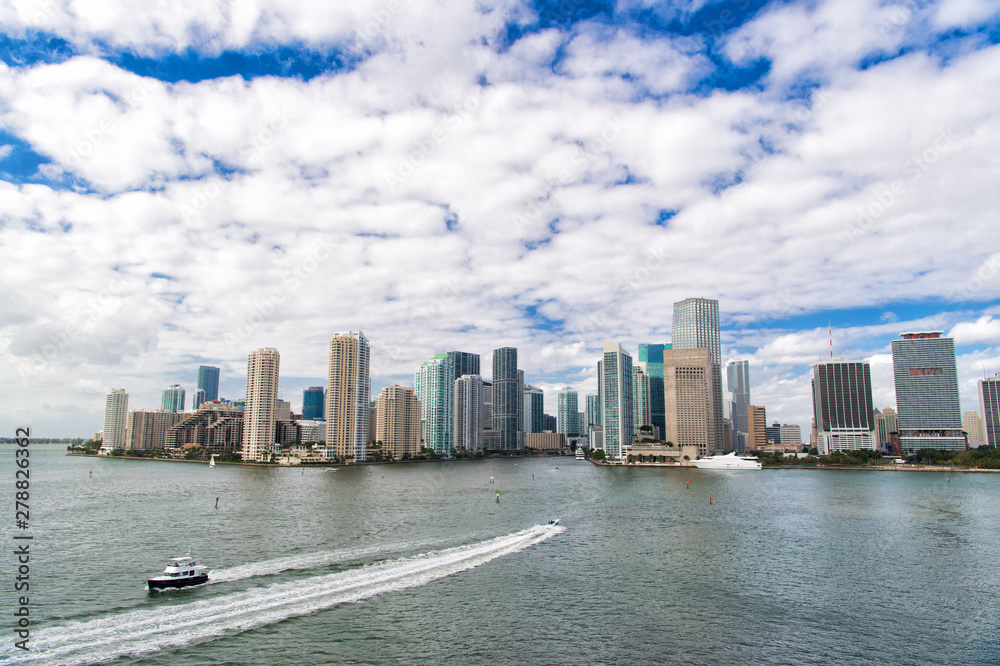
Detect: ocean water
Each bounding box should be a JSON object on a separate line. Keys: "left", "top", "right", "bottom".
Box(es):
{"left": 2, "top": 444, "right": 1000, "bottom": 665}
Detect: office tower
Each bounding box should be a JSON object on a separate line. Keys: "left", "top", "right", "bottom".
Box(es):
{"left": 275, "top": 399, "right": 292, "bottom": 421}
{"left": 637, "top": 344, "right": 669, "bottom": 438}
{"left": 747, "top": 405, "right": 767, "bottom": 450}
{"left": 447, "top": 351, "right": 480, "bottom": 383}
{"left": 243, "top": 348, "right": 280, "bottom": 462}
{"left": 963, "top": 410, "right": 986, "bottom": 445}
{"left": 558, "top": 387, "right": 579, "bottom": 435}
{"left": 891, "top": 332, "right": 965, "bottom": 451}
{"left": 765, "top": 422, "right": 782, "bottom": 445}
{"left": 492, "top": 347, "right": 520, "bottom": 450}
{"left": 672, "top": 298, "right": 724, "bottom": 451}
{"left": 197, "top": 365, "right": 220, "bottom": 403}
{"left": 542, "top": 414, "right": 557, "bottom": 432}
{"left": 633, "top": 364, "right": 651, "bottom": 432}
{"left": 454, "top": 375, "right": 485, "bottom": 453}
{"left": 126, "top": 410, "right": 185, "bottom": 450}
{"left": 727, "top": 359, "right": 751, "bottom": 452}
{"left": 811, "top": 359, "right": 875, "bottom": 455}
{"left": 376, "top": 385, "right": 422, "bottom": 460}
{"left": 327, "top": 331, "right": 370, "bottom": 462}
{"left": 161, "top": 384, "right": 185, "bottom": 412}
{"left": 663, "top": 348, "right": 711, "bottom": 454}
{"left": 585, "top": 392, "right": 600, "bottom": 434}
{"left": 482, "top": 380, "right": 493, "bottom": 431}
{"left": 873, "top": 407, "right": 898, "bottom": 448}
{"left": 193, "top": 389, "right": 207, "bottom": 410}
{"left": 103, "top": 388, "right": 129, "bottom": 450}
{"left": 980, "top": 374, "right": 1000, "bottom": 446}
{"left": 523, "top": 385, "right": 544, "bottom": 434}
{"left": 415, "top": 353, "right": 455, "bottom": 456}
{"left": 303, "top": 386, "right": 325, "bottom": 420}
{"left": 780, "top": 424, "right": 802, "bottom": 446}
{"left": 517, "top": 369, "right": 525, "bottom": 447}
{"left": 166, "top": 403, "right": 245, "bottom": 453}
{"left": 600, "top": 342, "right": 634, "bottom": 459}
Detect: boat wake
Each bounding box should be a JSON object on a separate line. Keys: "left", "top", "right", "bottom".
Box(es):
{"left": 11, "top": 524, "right": 564, "bottom": 665}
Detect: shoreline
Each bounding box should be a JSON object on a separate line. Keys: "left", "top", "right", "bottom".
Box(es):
{"left": 65, "top": 452, "right": 571, "bottom": 468}
{"left": 586, "top": 458, "right": 1000, "bottom": 473}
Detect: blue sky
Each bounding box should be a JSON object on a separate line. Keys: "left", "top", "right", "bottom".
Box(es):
{"left": 1, "top": 0, "right": 999, "bottom": 436}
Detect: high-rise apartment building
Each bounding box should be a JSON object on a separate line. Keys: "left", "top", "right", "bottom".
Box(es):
{"left": 633, "top": 364, "right": 652, "bottom": 433}
{"left": 243, "top": 348, "right": 280, "bottom": 462}
{"left": 963, "top": 410, "right": 986, "bottom": 445}
{"left": 585, "top": 392, "right": 600, "bottom": 435}
{"left": 727, "top": 359, "right": 751, "bottom": 453}
{"left": 161, "top": 384, "right": 185, "bottom": 413}
{"left": 197, "top": 365, "right": 220, "bottom": 403}
{"left": 303, "top": 386, "right": 325, "bottom": 421}
{"left": 979, "top": 374, "right": 1000, "bottom": 446}
{"left": 891, "top": 332, "right": 965, "bottom": 451}
{"left": 327, "top": 331, "right": 370, "bottom": 462}
{"left": 600, "top": 342, "right": 634, "bottom": 459}
{"left": 166, "top": 402, "right": 244, "bottom": 453}
{"left": 873, "top": 407, "right": 898, "bottom": 448}
{"left": 126, "top": 410, "right": 185, "bottom": 450}
{"left": 447, "top": 351, "right": 480, "bottom": 383}
{"left": 747, "top": 405, "right": 766, "bottom": 450}
{"left": 523, "top": 385, "right": 544, "bottom": 434}
{"left": 812, "top": 359, "right": 875, "bottom": 455}
{"left": 103, "top": 388, "right": 129, "bottom": 450}
{"left": 557, "top": 387, "right": 579, "bottom": 436}
{"left": 672, "top": 298, "right": 724, "bottom": 451}
{"left": 376, "top": 385, "right": 421, "bottom": 460}
{"left": 415, "top": 353, "right": 455, "bottom": 456}
{"left": 637, "top": 344, "right": 669, "bottom": 439}
{"left": 193, "top": 389, "right": 207, "bottom": 410}
{"left": 454, "top": 375, "right": 485, "bottom": 453}
{"left": 663, "top": 348, "right": 711, "bottom": 454}
{"left": 492, "top": 347, "right": 520, "bottom": 451}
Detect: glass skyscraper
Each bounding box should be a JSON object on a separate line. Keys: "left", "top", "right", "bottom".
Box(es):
{"left": 672, "top": 298, "right": 724, "bottom": 452}
{"left": 727, "top": 359, "right": 750, "bottom": 453}
{"left": 197, "top": 365, "right": 220, "bottom": 403}
{"left": 601, "top": 342, "right": 633, "bottom": 459}
{"left": 637, "top": 344, "right": 668, "bottom": 441}
{"left": 161, "top": 384, "right": 185, "bottom": 412}
{"left": 978, "top": 374, "right": 1000, "bottom": 447}
{"left": 447, "top": 351, "right": 480, "bottom": 383}
{"left": 492, "top": 347, "right": 520, "bottom": 451}
{"left": 523, "top": 385, "right": 545, "bottom": 434}
{"left": 891, "top": 332, "right": 964, "bottom": 452}
{"left": 415, "top": 353, "right": 455, "bottom": 456}
{"left": 557, "top": 387, "right": 579, "bottom": 435}
{"left": 303, "top": 386, "right": 325, "bottom": 420}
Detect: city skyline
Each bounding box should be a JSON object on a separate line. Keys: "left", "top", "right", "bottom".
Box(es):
{"left": 3, "top": 1, "right": 1000, "bottom": 438}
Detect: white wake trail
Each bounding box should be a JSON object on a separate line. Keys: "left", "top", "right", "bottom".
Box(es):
{"left": 12, "top": 525, "right": 564, "bottom": 666}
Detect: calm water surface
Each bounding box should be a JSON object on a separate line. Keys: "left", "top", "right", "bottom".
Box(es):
{"left": 2, "top": 444, "right": 999, "bottom": 665}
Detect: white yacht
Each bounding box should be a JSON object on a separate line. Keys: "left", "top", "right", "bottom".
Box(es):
{"left": 691, "top": 451, "right": 762, "bottom": 470}
{"left": 147, "top": 554, "right": 209, "bottom": 591}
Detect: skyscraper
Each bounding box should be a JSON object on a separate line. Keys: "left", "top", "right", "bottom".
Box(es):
{"left": 874, "top": 407, "right": 898, "bottom": 449}
{"left": 727, "top": 359, "right": 751, "bottom": 453}
{"left": 672, "top": 297, "right": 724, "bottom": 451}
{"left": 327, "top": 331, "right": 370, "bottom": 462}
{"left": 492, "top": 347, "right": 519, "bottom": 451}
{"left": 812, "top": 359, "right": 875, "bottom": 455}
{"left": 633, "top": 364, "right": 651, "bottom": 433}
{"left": 303, "top": 386, "right": 325, "bottom": 421}
{"left": 963, "top": 410, "right": 987, "bottom": 445}
{"left": 585, "top": 392, "right": 600, "bottom": 435}
{"left": 447, "top": 351, "right": 480, "bottom": 383}
{"left": 454, "top": 375, "right": 485, "bottom": 453}
{"left": 979, "top": 374, "right": 1000, "bottom": 446}
{"left": 415, "top": 353, "right": 455, "bottom": 456}
{"left": 601, "top": 342, "right": 634, "bottom": 459}
{"left": 376, "top": 385, "right": 421, "bottom": 460}
{"left": 523, "top": 385, "right": 544, "bottom": 434}
{"left": 748, "top": 405, "right": 766, "bottom": 449}
{"left": 103, "top": 388, "right": 129, "bottom": 450}
{"left": 243, "top": 348, "right": 280, "bottom": 462}
{"left": 663, "top": 348, "right": 711, "bottom": 454}
{"left": 637, "top": 344, "right": 668, "bottom": 438}
{"left": 557, "top": 387, "right": 579, "bottom": 436}
{"left": 891, "top": 332, "right": 965, "bottom": 452}
{"left": 197, "top": 365, "right": 220, "bottom": 403}
{"left": 193, "top": 389, "right": 207, "bottom": 410}
{"left": 780, "top": 424, "right": 802, "bottom": 446}
{"left": 161, "top": 384, "right": 185, "bottom": 412}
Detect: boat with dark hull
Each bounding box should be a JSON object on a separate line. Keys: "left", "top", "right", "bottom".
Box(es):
{"left": 147, "top": 555, "right": 209, "bottom": 591}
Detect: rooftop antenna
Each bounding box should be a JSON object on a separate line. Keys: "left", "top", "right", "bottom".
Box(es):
{"left": 829, "top": 319, "right": 833, "bottom": 359}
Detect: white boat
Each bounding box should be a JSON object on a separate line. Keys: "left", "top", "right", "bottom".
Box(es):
{"left": 147, "top": 553, "right": 209, "bottom": 590}
{"left": 691, "top": 451, "right": 762, "bottom": 470}
{"left": 324, "top": 468, "right": 338, "bottom": 472}
{"left": 208, "top": 455, "right": 216, "bottom": 468}
{"left": 545, "top": 519, "right": 560, "bottom": 528}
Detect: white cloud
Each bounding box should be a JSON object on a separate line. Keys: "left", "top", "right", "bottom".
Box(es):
{"left": 949, "top": 316, "right": 1000, "bottom": 346}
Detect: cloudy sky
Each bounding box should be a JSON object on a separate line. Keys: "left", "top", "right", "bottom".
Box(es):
{"left": 1, "top": 0, "right": 999, "bottom": 438}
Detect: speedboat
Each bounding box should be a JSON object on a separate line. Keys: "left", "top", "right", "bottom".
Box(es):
{"left": 147, "top": 554, "right": 209, "bottom": 591}
{"left": 545, "top": 519, "right": 560, "bottom": 528}
{"left": 691, "top": 451, "right": 762, "bottom": 470}
{"left": 324, "top": 468, "right": 338, "bottom": 472}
